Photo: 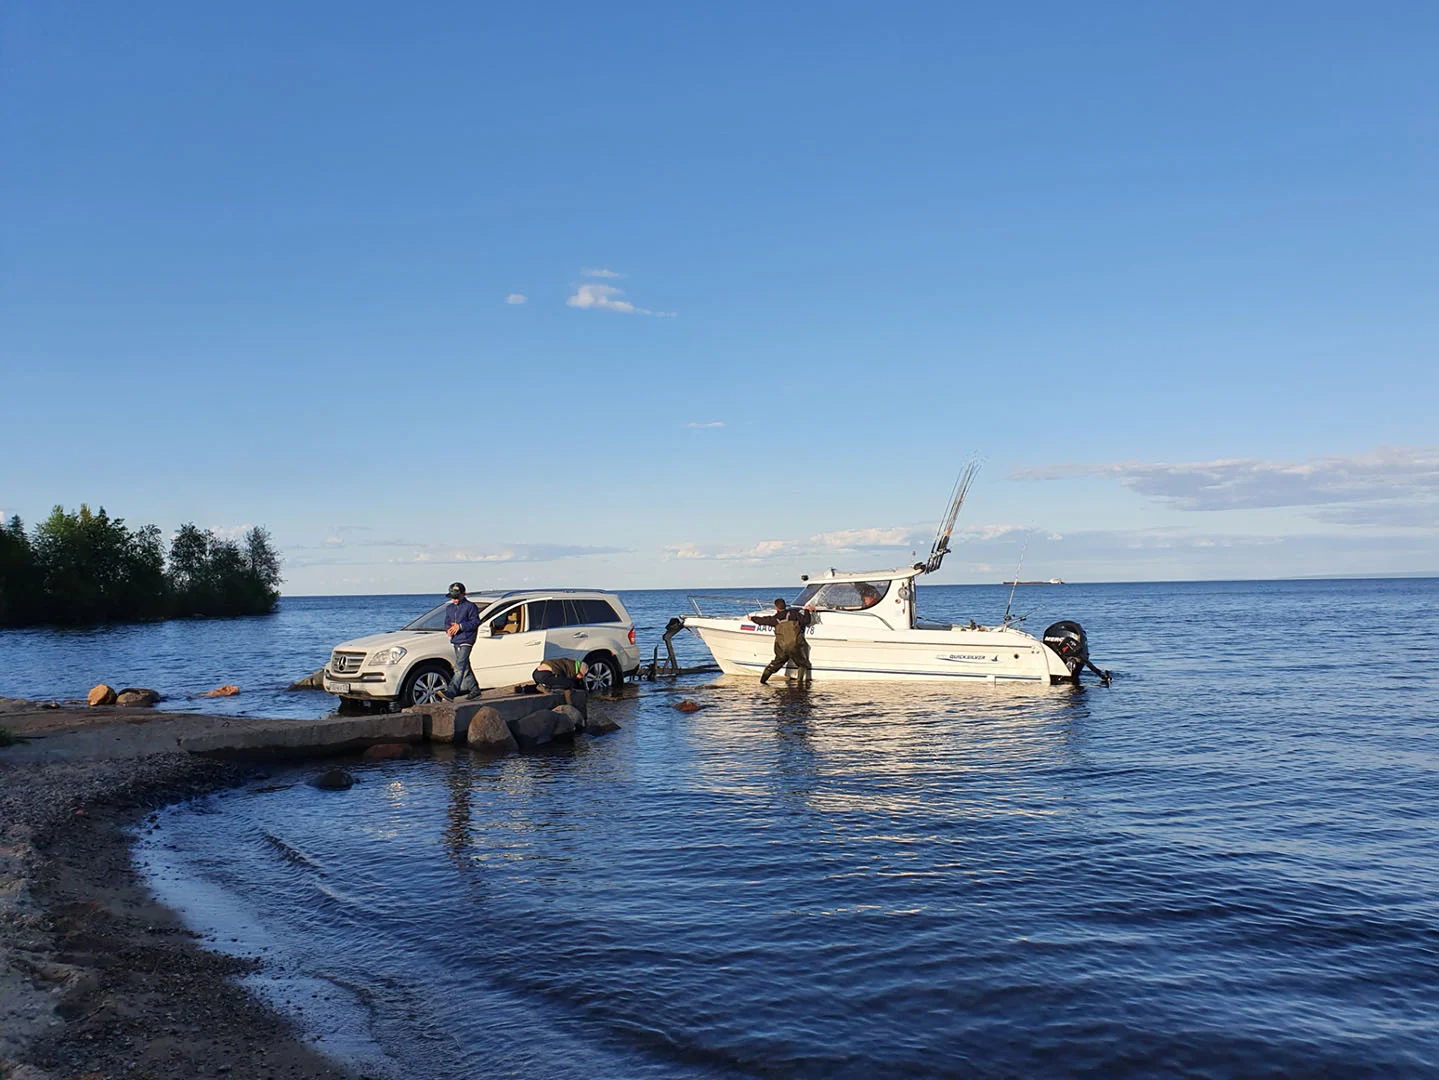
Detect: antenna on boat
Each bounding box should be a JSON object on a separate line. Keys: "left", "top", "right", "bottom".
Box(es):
{"left": 923, "top": 456, "right": 980, "bottom": 574}
{"left": 1002, "top": 533, "right": 1031, "bottom": 626}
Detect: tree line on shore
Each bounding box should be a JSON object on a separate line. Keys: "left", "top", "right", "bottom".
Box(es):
{"left": 0, "top": 505, "right": 282, "bottom": 626}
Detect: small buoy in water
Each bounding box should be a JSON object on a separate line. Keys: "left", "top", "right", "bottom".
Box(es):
{"left": 674, "top": 700, "right": 704, "bottom": 713}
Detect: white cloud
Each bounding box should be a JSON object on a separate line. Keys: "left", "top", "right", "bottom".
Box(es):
{"left": 581, "top": 267, "right": 625, "bottom": 279}
{"left": 504, "top": 292, "right": 527, "bottom": 305}
{"left": 395, "top": 542, "right": 628, "bottom": 565}
{"left": 206, "top": 524, "right": 253, "bottom": 542}
{"left": 567, "top": 277, "right": 675, "bottom": 317}
{"left": 1014, "top": 446, "right": 1439, "bottom": 527}
{"left": 567, "top": 283, "right": 637, "bottom": 314}
{"left": 813, "top": 526, "right": 916, "bottom": 549}
{"left": 687, "top": 421, "right": 725, "bottom": 429}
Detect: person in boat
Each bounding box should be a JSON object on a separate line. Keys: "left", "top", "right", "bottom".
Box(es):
{"left": 752, "top": 598, "right": 812, "bottom": 685}
{"left": 855, "top": 581, "right": 882, "bottom": 608}
{"left": 533, "top": 657, "right": 588, "bottom": 692}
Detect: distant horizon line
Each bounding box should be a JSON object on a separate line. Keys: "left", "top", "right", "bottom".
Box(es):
{"left": 277, "top": 572, "right": 1439, "bottom": 598}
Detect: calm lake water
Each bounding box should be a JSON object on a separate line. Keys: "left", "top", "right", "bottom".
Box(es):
{"left": 8, "top": 581, "right": 1439, "bottom": 1076}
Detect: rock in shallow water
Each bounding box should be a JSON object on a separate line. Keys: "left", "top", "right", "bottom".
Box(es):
{"left": 307, "top": 768, "right": 355, "bottom": 790}
{"left": 286, "top": 668, "right": 326, "bottom": 691}
{"left": 467, "top": 707, "right": 518, "bottom": 753}
{"left": 424, "top": 702, "right": 460, "bottom": 743}
{"left": 116, "top": 687, "right": 161, "bottom": 707}
{"left": 508, "top": 710, "right": 557, "bottom": 748}
{"left": 550, "top": 704, "right": 583, "bottom": 736}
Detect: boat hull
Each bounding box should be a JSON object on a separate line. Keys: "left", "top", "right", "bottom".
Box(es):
{"left": 687, "top": 618, "right": 1071, "bottom": 683}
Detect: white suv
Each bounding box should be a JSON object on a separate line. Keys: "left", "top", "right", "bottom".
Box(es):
{"left": 323, "top": 590, "right": 640, "bottom": 707}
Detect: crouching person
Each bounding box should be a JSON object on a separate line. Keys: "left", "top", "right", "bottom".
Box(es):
{"left": 533, "top": 657, "right": 587, "bottom": 692}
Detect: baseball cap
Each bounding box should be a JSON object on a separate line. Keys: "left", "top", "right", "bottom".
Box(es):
{"left": 447, "top": 582, "right": 466, "bottom": 598}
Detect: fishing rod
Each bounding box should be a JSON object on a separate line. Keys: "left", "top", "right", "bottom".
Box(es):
{"left": 924, "top": 456, "right": 981, "bottom": 574}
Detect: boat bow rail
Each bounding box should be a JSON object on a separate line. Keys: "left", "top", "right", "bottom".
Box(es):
{"left": 686, "top": 594, "right": 770, "bottom": 618}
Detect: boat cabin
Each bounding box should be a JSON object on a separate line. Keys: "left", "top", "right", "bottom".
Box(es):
{"left": 790, "top": 565, "right": 926, "bottom": 632}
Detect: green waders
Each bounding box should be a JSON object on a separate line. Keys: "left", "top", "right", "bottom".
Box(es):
{"left": 760, "top": 620, "right": 812, "bottom": 684}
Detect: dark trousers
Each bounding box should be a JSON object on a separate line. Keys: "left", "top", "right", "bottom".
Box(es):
{"left": 761, "top": 642, "right": 811, "bottom": 683}
{"left": 534, "top": 667, "right": 578, "bottom": 691}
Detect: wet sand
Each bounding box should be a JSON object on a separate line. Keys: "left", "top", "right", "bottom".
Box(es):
{"left": 1, "top": 699, "right": 369, "bottom": 1079}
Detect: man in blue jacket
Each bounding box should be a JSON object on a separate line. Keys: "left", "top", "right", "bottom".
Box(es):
{"left": 439, "top": 581, "right": 481, "bottom": 700}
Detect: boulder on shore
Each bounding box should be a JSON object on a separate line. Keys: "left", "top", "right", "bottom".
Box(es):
{"left": 287, "top": 669, "right": 326, "bottom": 691}
{"left": 199, "top": 685, "right": 240, "bottom": 698}
{"left": 115, "top": 688, "right": 161, "bottom": 708}
{"left": 307, "top": 768, "right": 355, "bottom": 790}
{"left": 87, "top": 684, "right": 117, "bottom": 707}
{"left": 424, "top": 703, "right": 460, "bottom": 743}
{"left": 550, "top": 704, "right": 584, "bottom": 736}
{"left": 508, "top": 709, "right": 558, "bottom": 748}
{"left": 467, "top": 707, "right": 519, "bottom": 753}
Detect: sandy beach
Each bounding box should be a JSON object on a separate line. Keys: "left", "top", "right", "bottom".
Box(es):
{"left": 0, "top": 698, "right": 365, "bottom": 1080}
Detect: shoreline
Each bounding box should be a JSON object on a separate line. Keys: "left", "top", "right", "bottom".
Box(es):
{"left": 1, "top": 699, "right": 368, "bottom": 1080}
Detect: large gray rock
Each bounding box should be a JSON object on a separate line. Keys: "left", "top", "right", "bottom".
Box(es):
{"left": 426, "top": 703, "right": 461, "bottom": 743}
{"left": 550, "top": 704, "right": 583, "bottom": 736}
{"left": 287, "top": 668, "right": 326, "bottom": 691}
{"left": 467, "top": 707, "right": 519, "bottom": 753}
{"left": 585, "top": 713, "right": 620, "bottom": 735}
{"left": 115, "top": 687, "right": 161, "bottom": 708}
{"left": 508, "top": 709, "right": 558, "bottom": 748}
{"left": 565, "top": 687, "right": 588, "bottom": 715}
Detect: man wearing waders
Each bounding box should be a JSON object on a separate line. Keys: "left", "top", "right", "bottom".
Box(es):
{"left": 753, "top": 598, "right": 812, "bottom": 685}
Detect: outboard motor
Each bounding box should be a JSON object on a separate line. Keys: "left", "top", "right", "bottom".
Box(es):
{"left": 1044, "top": 620, "right": 1111, "bottom": 684}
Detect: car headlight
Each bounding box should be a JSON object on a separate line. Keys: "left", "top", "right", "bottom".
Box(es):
{"left": 367, "top": 646, "right": 407, "bottom": 666}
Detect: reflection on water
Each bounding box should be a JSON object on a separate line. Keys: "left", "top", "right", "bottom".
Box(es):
{"left": 131, "top": 580, "right": 1439, "bottom": 1077}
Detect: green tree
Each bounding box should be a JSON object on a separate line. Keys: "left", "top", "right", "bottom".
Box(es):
{"left": 0, "top": 515, "right": 42, "bottom": 625}
{"left": 243, "top": 526, "right": 282, "bottom": 610}
{"left": 0, "top": 508, "right": 283, "bottom": 626}
{"left": 31, "top": 505, "right": 167, "bottom": 623}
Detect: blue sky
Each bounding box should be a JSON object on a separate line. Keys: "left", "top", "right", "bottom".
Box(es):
{"left": 2, "top": 2, "right": 1435, "bottom": 592}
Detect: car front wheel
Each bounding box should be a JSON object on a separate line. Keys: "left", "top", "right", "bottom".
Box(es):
{"left": 583, "top": 653, "right": 620, "bottom": 694}
{"left": 401, "top": 662, "right": 450, "bottom": 706}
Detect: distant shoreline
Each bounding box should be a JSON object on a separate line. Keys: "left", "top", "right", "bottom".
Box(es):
{"left": 267, "top": 574, "right": 1439, "bottom": 599}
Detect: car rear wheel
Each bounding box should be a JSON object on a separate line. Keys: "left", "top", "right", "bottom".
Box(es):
{"left": 401, "top": 662, "right": 450, "bottom": 706}
{"left": 582, "top": 653, "right": 620, "bottom": 694}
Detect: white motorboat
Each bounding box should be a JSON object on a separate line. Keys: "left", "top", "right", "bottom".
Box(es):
{"left": 681, "top": 465, "right": 1109, "bottom": 685}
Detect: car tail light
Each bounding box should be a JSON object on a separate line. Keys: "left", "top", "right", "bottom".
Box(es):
{"left": 628, "top": 627, "right": 636, "bottom": 645}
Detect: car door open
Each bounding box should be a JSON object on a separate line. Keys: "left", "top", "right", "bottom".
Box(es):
{"left": 470, "top": 602, "right": 545, "bottom": 688}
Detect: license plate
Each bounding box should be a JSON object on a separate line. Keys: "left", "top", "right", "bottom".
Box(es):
{"left": 330, "top": 681, "right": 351, "bottom": 694}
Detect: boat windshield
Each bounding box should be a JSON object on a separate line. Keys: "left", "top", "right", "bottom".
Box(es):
{"left": 793, "top": 579, "right": 892, "bottom": 611}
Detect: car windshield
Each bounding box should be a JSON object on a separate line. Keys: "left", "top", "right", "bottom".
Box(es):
{"left": 401, "top": 595, "right": 501, "bottom": 631}
{"left": 402, "top": 602, "right": 451, "bottom": 631}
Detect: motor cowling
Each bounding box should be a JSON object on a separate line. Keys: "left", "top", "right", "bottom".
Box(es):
{"left": 1043, "top": 620, "right": 1089, "bottom": 677}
